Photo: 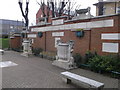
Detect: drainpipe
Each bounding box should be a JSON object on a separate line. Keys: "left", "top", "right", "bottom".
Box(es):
{"left": 89, "top": 29, "right": 92, "bottom": 51}
{"left": 118, "top": 14, "right": 120, "bottom": 57}
{"left": 117, "top": 9, "right": 120, "bottom": 88}
{"left": 45, "top": 32, "right": 46, "bottom": 51}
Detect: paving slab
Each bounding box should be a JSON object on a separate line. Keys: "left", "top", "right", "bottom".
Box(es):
{"left": 1, "top": 51, "right": 119, "bottom": 89}
{"left": 2, "top": 51, "right": 79, "bottom": 88}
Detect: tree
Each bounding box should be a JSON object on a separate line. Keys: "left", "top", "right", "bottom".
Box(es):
{"left": 37, "top": 0, "right": 80, "bottom": 20}
{"left": 18, "top": 0, "right": 29, "bottom": 28}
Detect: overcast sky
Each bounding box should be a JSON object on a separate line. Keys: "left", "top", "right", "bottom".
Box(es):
{"left": 0, "top": 0, "right": 98, "bottom": 25}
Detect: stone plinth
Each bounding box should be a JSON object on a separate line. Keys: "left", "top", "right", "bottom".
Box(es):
{"left": 21, "top": 39, "right": 32, "bottom": 57}
{"left": 52, "top": 40, "right": 76, "bottom": 70}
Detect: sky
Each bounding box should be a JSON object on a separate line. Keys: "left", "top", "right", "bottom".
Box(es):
{"left": 0, "top": 0, "right": 98, "bottom": 25}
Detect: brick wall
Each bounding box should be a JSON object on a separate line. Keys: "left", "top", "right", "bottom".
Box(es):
{"left": 31, "top": 30, "right": 90, "bottom": 56}
{"left": 30, "top": 14, "right": 120, "bottom": 56}
{"left": 10, "top": 36, "right": 22, "bottom": 49}
{"left": 90, "top": 15, "right": 119, "bottom": 55}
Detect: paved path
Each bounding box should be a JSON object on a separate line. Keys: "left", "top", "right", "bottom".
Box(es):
{"left": 1, "top": 51, "right": 119, "bottom": 89}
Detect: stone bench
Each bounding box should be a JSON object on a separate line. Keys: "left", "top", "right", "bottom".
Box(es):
{"left": 61, "top": 71, "right": 104, "bottom": 90}
{"left": 0, "top": 49, "right": 4, "bottom": 55}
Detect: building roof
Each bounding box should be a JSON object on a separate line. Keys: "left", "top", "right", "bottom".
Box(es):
{"left": 65, "top": 14, "right": 120, "bottom": 23}
{"left": 0, "top": 19, "right": 24, "bottom": 26}
{"left": 104, "top": 0, "right": 120, "bottom": 2}
{"left": 93, "top": 0, "right": 120, "bottom": 6}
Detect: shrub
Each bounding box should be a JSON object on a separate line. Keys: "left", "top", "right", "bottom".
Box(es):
{"left": 107, "top": 55, "right": 120, "bottom": 72}
{"left": 73, "top": 53, "right": 82, "bottom": 68}
{"left": 88, "top": 55, "right": 120, "bottom": 73}
{"left": 2, "top": 35, "right": 8, "bottom": 38}
{"left": 12, "top": 48, "right": 22, "bottom": 52}
{"left": 88, "top": 55, "right": 101, "bottom": 72}
{"left": 32, "top": 48, "right": 43, "bottom": 56}
{"left": 84, "top": 51, "right": 97, "bottom": 64}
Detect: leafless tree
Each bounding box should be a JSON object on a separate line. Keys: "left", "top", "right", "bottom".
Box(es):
{"left": 47, "top": 0, "right": 50, "bottom": 21}
{"left": 37, "top": 0, "right": 46, "bottom": 17}
{"left": 37, "top": 0, "right": 80, "bottom": 20}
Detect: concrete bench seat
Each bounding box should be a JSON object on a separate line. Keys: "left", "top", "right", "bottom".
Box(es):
{"left": 0, "top": 49, "right": 4, "bottom": 54}
{"left": 61, "top": 71, "right": 104, "bottom": 90}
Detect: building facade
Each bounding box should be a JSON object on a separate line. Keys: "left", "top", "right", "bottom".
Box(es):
{"left": 36, "top": 5, "right": 52, "bottom": 25}
{"left": 30, "top": 14, "right": 120, "bottom": 56}
{"left": 94, "top": 0, "right": 120, "bottom": 16}
{"left": 0, "top": 19, "right": 24, "bottom": 37}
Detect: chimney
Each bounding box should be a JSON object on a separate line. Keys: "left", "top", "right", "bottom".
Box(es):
{"left": 98, "top": 0, "right": 104, "bottom": 16}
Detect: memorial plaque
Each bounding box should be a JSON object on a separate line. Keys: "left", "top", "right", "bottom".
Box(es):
{"left": 57, "top": 44, "right": 68, "bottom": 60}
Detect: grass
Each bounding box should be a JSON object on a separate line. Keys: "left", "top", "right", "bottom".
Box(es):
{"left": 0, "top": 38, "right": 9, "bottom": 49}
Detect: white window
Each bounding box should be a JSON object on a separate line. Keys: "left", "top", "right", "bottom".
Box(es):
{"left": 10, "top": 26, "right": 14, "bottom": 29}
{"left": 55, "top": 38, "right": 61, "bottom": 48}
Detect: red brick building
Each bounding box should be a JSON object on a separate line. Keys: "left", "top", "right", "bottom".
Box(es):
{"left": 29, "top": 14, "right": 120, "bottom": 56}
{"left": 36, "top": 5, "right": 52, "bottom": 24}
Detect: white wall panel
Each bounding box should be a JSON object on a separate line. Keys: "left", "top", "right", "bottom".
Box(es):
{"left": 72, "top": 23, "right": 77, "bottom": 29}
{"left": 64, "top": 24, "right": 70, "bottom": 29}
{"left": 28, "top": 34, "right": 37, "bottom": 38}
{"left": 86, "top": 22, "right": 92, "bottom": 28}
{"left": 102, "top": 43, "right": 119, "bottom": 53}
{"left": 70, "top": 24, "right": 75, "bottom": 29}
{"left": 104, "top": 19, "right": 114, "bottom": 27}
{"left": 60, "top": 25, "right": 64, "bottom": 30}
{"left": 91, "top": 21, "right": 104, "bottom": 28}
{"left": 52, "top": 32, "right": 64, "bottom": 37}
{"left": 52, "top": 19, "right": 64, "bottom": 25}
{"left": 101, "top": 33, "right": 120, "bottom": 40}
{"left": 31, "top": 19, "right": 114, "bottom": 32}
{"left": 77, "top": 23, "right": 87, "bottom": 28}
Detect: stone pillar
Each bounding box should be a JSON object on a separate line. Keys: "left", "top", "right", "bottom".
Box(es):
{"left": 21, "top": 39, "right": 32, "bottom": 57}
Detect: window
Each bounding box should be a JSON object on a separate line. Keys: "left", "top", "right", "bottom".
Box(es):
{"left": 117, "top": 6, "right": 120, "bottom": 14}
{"left": 103, "top": 6, "right": 106, "bottom": 15}
{"left": 10, "top": 26, "right": 14, "bottom": 29}
{"left": 41, "top": 15, "right": 43, "bottom": 17}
